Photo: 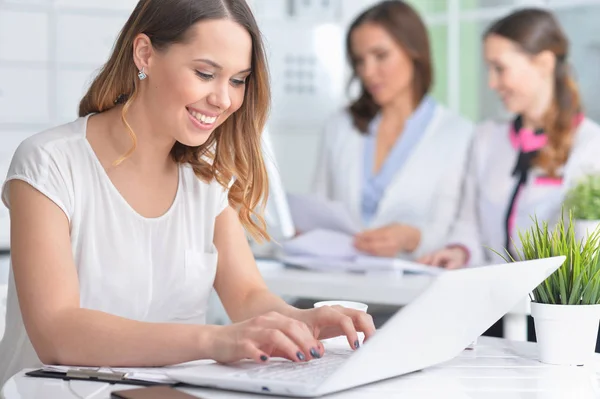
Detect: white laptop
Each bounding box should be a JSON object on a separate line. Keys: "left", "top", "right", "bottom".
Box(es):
{"left": 168, "top": 256, "right": 565, "bottom": 397}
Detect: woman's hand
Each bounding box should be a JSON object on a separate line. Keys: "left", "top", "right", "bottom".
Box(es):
{"left": 292, "top": 305, "right": 376, "bottom": 347}
{"left": 354, "top": 224, "right": 421, "bottom": 256}
{"left": 208, "top": 311, "right": 323, "bottom": 364}
{"left": 206, "top": 306, "right": 376, "bottom": 364}
{"left": 418, "top": 246, "right": 468, "bottom": 269}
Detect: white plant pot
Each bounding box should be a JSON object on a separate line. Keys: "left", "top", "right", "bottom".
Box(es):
{"left": 574, "top": 220, "right": 600, "bottom": 243}
{"left": 531, "top": 302, "right": 600, "bottom": 366}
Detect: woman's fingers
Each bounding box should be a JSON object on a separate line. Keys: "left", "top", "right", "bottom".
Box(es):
{"left": 444, "top": 259, "right": 463, "bottom": 270}
{"left": 430, "top": 251, "right": 451, "bottom": 267}
{"left": 226, "top": 307, "right": 377, "bottom": 364}
{"left": 266, "top": 328, "right": 309, "bottom": 361}
{"left": 326, "top": 306, "right": 376, "bottom": 343}
{"left": 417, "top": 254, "right": 433, "bottom": 265}
{"left": 276, "top": 316, "right": 323, "bottom": 360}
{"left": 347, "top": 309, "right": 376, "bottom": 341}
{"left": 240, "top": 339, "right": 270, "bottom": 364}
{"left": 355, "top": 238, "right": 392, "bottom": 256}
{"left": 251, "top": 312, "right": 322, "bottom": 360}
{"left": 316, "top": 306, "right": 360, "bottom": 349}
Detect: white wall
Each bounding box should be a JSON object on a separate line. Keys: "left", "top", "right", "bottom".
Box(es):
{"left": 2, "top": 0, "right": 600, "bottom": 251}
{"left": 0, "top": 0, "right": 139, "bottom": 249}
{"left": 252, "top": 0, "right": 377, "bottom": 194}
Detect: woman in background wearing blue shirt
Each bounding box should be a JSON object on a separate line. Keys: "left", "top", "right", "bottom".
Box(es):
{"left": 313, "top": 0, "right": 474, "bottom": 260}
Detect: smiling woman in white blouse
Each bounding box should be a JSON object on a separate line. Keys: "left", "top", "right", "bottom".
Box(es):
{"left": 0, "top": 0, "right": 375, "bottom": 386}
{"left": 313, "top": 0, "right": 474, "bottom": 260}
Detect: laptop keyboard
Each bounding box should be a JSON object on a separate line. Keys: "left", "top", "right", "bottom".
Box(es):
{"left": 231, "top": 348, "right": 353, "bottom": 384}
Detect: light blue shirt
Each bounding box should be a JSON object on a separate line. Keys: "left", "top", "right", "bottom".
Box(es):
{"left": 361, "top": 96, "right": 437, "bottom": 225}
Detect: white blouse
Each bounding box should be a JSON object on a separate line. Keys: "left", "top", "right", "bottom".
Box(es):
{"left": 0, "top": 115, "right": 229, "bottom": 384}
{"left": 448, "top": 118, "right": 600, "bottom": 266}
{"left": 312, "top": 104, "right": 474, "bottom": 258}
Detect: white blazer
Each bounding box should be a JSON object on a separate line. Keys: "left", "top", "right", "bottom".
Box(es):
{"left": 448, "top": 118, "right": 600, "bottom": 266}
{"left": 312, "top": 104, "right": 474, "bottom": 259}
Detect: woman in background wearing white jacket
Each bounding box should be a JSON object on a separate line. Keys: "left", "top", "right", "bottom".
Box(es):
{"left": 420, "top": 8, "right": 600, "bottom": 269}
{"left": 313, "top": 0, "right": 474, "bottom": 260}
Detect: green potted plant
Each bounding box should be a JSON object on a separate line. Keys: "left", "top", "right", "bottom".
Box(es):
{"left": 565, "top": 172, "right": 600, "bottom": 242}
{"left": 495, "top": 211, "right": 600, "bottom": 366}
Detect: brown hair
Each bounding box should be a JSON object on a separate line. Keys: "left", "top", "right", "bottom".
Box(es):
{"left": 346, "top": 0, "right": 432, "bottom": 133}
{"left": 485, "top": 8, "right": 581, "bottom": 176}
{"left": 79, "top": 0, "right": 271, "bottom": 241}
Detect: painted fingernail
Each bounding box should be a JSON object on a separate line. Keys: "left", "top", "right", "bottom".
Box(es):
{"left": 310, "top": 348, "right": 321, "bottom": 359}
{"left": 296, "top": 351, "right": 306, "bottom": 361}
{"left": 354, "top": 340, "right": 360, "bottom": 349}
{"left": 260, "top": 355, "right": 268, "bottom": 362}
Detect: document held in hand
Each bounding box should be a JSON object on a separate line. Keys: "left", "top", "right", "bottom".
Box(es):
{"left": 284, "top": 195, "right": 443, "bottom": 275}
{"left": 287, "top": 193, "right": 360, "bottom": 235}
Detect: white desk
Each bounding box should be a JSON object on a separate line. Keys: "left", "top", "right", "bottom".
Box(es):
{"left": 257, "top": 260, "right": 530, "bottom": 342}
{"left": 3, "top": 337, "right": 600, "bottom": 399}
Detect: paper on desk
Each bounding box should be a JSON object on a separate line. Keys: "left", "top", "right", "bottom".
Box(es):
{"left": 366, "top": 256, "right": 446, "bottom": 275}
{"left": 282, "top": 229, "right": 361, "bottom": 259}
{"left": 282, "top": 255, "right": 444, "bottom": 275}
{"left": 287, "top": 193, "right": 360, "bottom": 235}
{"left": 281, "top": 229, "right": 444, "bottom": 275}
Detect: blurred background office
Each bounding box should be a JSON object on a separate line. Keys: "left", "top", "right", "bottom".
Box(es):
{"left": 2, "top": 0, "right": 600, "bottom": 332}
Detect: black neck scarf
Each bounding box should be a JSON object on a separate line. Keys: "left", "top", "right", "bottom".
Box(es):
{"left": 504, "top": 115, "right": 546, "bottom": 256}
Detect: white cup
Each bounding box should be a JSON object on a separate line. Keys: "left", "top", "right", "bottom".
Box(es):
{"left": 313, "top": 300, "right": 368, "bottom": 313}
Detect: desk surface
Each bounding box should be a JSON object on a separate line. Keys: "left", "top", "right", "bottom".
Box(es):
{"left": 3, "top": 337, "right": 600, "bottom": 399}
{"left": 257, "top": 259, "right": 433, "bottom": 306}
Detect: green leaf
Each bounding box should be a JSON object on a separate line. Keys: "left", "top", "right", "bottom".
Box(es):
{"left": 504, "top": 207, "right": 600, "bottom": 305}
{"left": 566, "top": 173, "right": 600, "bottom": 220}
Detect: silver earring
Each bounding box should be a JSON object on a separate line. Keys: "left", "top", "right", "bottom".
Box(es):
{"left": 138, "top": 67, "right": 147, "bottom": 80}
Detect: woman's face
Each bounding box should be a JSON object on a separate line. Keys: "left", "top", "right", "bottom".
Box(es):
{"left": 484, "top": 33, "right": 553, "bottom": 116}
{"left": 350, "top": 22, "right": 414, "bottom": 107}
{"left": 138, "top": 18, "right": 252, "bottom": 147}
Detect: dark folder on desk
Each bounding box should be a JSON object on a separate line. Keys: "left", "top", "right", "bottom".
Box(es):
{"left": 25, "top": 368, "right": 171, "bottom": 386}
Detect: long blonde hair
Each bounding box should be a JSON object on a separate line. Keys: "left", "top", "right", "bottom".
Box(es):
{"left": 79, "top": 0, "right": 271, "bottom": 241}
